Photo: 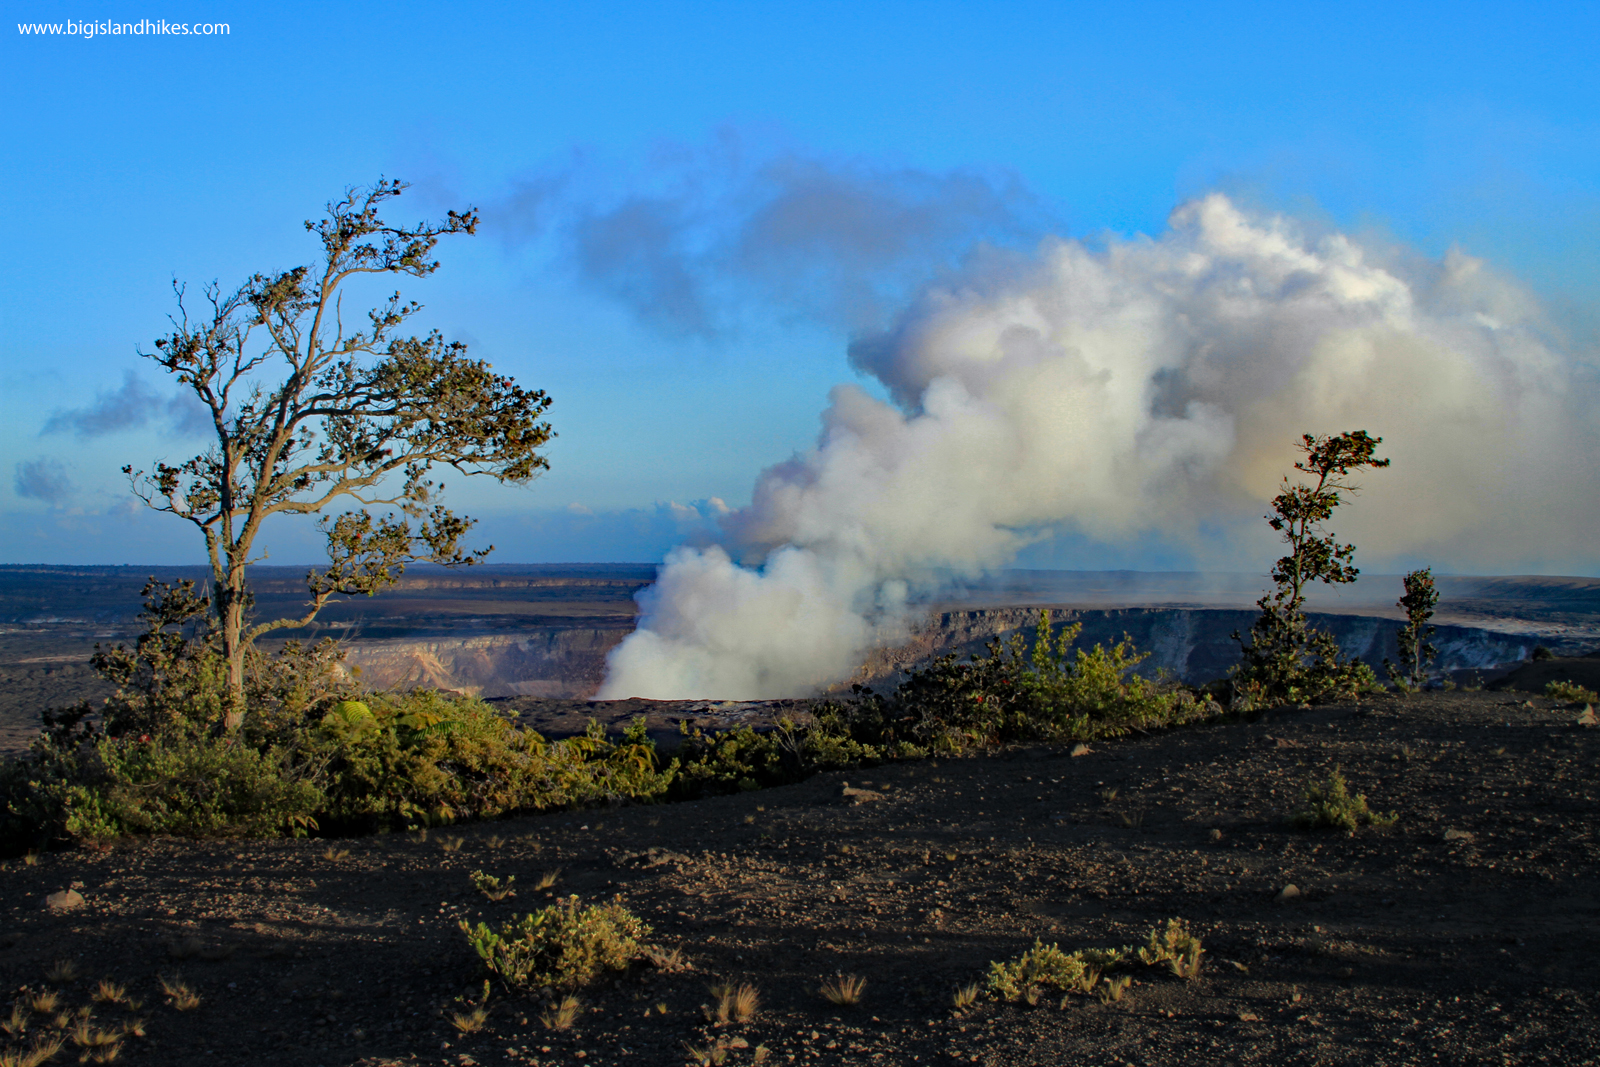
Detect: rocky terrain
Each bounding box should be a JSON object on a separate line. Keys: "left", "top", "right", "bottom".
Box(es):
{"left": 3, "top": 679, "right": 1599, "bottom": 1067}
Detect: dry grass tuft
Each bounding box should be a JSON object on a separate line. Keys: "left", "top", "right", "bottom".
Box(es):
{"left": 71, "top": 1018, "right": 122, "bottom": 1051}
{"left": 26, "top": 993, "right": 58, "bottom": 1015}
{"left": 709, "top": 982, "right": 759, "bottom": 1024}
{"left": 158, "top": 975, "right": 201, "bottom": 1012}
{"left": 539, "top": 995, "right": 581, "bottom": 1031}
{"left": 951, "top": 982, "right": 982, "bottom": 1012}
{"left": 819, "top": 974, "right": 866, "bottom": 1007}
{"left": 44, "top": 960, "right": 78, "bottom": 984}
{"left": 90, "top": 981, "right": 126, "bottom": 1007}
{"left": 450, "top": 1006, "right": 489, "bottom": 1034}
{"left": 534, "top": 869, "right": 562, "bottom": 890}
{"left": 0, "top": 1034, "right": 64, "bottom": 1067}
{"left": 321, "top": 846, "right": 350, "bottom": 861}
{"left": 439, "top": 835, "right": 466, "bottom": 853}
{"left": 683, "top": 1042, "right": 728, "bottom": 1066}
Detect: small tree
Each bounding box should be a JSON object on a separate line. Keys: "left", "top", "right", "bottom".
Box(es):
{"left": 124, "top": 180, "right": 554, "bottom": 727}
{"left": 1386, "top": 568, "right": 1439, "bottom": 692}
{"left": 1233, "top": 431, "right": 1390, "bottom": 706}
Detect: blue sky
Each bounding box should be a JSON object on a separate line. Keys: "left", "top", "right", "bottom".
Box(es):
{"left": 4, "top": 1, "right": 1599, "bottom": 572}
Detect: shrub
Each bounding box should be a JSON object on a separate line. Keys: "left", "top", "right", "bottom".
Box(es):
{"left": 1137, "top": 918, "right": 1203, "bottom": 979}
{"left": 80, "top": 727, "right": 323, "bottom": 839}
{"left": 1290, "top": 768, "right": 1396, "bottom": 833}
{"left": 986, "top": 941, "right": 1098, "bottom": 1001}
{"left": 881, "top": 612, "right": 1211, "bottom": 754}
{"left": 459, "top": 895, "right": 650, "bottom": 990}
{"left": 1545, "top": 680, "right": 1599, "bottom": 704}
{"left": 315, "top": 693, "right": 674, "bottom": 831}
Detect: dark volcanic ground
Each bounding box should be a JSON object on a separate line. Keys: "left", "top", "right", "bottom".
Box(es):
{"left": 3, "top": 688, "right": 1598, "bottom": 1067}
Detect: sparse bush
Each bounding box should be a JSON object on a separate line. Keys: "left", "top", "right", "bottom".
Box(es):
{"left": 1290, "top": 768, "right": 1396, "bottom": 833}
{"left": 1545, "top": 680, "right": 1599, "bottom": 704}
{"left": 460, "top": 895, "right": 649, "bottom": 991}
{"left": 471, "top": 870, "right": 517, "bottom": 901}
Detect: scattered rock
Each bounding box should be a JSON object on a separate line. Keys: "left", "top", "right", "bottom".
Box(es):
{"left": 1276, "top": 884, "right": 1301, "bottom": 902}
{"left": 1575, "top": 705, "right": 1597, "bottom": 727}
{"left": 618, "top": 847, "right": 692, "bottom": 868}
{"left": 1208, "top": 828, "right": 1224, "bottom": 842}
{"left": 1238, "top": 1012, "right": 1261, "bottom": 1022}
{"left": 1070, "top": 743, "right": 1092, "bottom": 757}
{"left": 42, "top": 889, "right": 84, "bottom": 914}
{"left": 839, "top": 782, "right": 884, "bottom": 804}
{"left": 1443, "top": 829, "right": 1475, "bottom": 843}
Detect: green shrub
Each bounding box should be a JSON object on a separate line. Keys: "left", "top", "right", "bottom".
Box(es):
{"left": 985, "top": 922, "right": 1199, "bottom": 1003}
{"left": 1136, "top": 918, "right": 1201, "bottom": 967}
{"left": 1289, "top": 768, "right": 1396, "bottom": 833}
{"left": 1545, "top": 680, "right": 1599, "bottom": 704}
{"left": 39, "top": 727, "right": 324, "bottom": 842}
{"left": 460, "top": 895, "right": 650, "bottom": 990}
{"left": 315, "top": 694, "right": 675, "bottom": 831}
{"left": 986, "top": 941, "right": 1099, "bottom": 1001}
{"left": 884, "top": 612, "right": 1210, "bottom": 752}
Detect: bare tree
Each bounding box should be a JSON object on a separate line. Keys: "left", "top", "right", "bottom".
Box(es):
{"left": 125, "top": 179, "right": 554, "bottom": 727}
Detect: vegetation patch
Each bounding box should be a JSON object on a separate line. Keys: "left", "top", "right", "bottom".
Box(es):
{"left": 459, "top": 895, "right": 652, "bottom": 991}
{"left": 1545, "top": 680, "right": 1599, "bottom": 704}
{"left": 1290, "top": 768, "right": 1396, "bottom": 833}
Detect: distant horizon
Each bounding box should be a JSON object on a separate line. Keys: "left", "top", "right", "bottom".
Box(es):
{"left": 5, "top": 561, "right": 1598, "bottom": 582}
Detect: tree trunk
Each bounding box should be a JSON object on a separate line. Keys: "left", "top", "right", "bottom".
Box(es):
{"left": 218, "top": 568, "right": 249, "bottom": 729}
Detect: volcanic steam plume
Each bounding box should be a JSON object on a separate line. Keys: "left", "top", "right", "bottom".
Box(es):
{"left": 598, "top": 194, "right": 1597, "bottom": 698}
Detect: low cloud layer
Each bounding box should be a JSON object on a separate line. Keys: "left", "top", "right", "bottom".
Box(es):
{"left": 13, "top": 457, "right": 74, "bottom": 506}
{"left": 489, "top": 136, "right": 1053, "bottom": 339}
{"left": 600, "top": 194, "right": 1600, "bottom": 699}
{"left": 42, "top": 370, "right": 211, "bottom": 439}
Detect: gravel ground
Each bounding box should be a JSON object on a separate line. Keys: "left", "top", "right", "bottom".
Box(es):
{"left": 2, "top": 688, "right": 1598, "bottom": 1067}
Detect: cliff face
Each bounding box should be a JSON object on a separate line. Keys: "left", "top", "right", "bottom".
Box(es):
{"left": 848, "top": 607, "right": 1554, "bottom": 690}
{"left": 337, "top": 606, "right": 1572, "bottom": 699}
{"left": 340, "top": 624, "right": 633, "bottom": 698}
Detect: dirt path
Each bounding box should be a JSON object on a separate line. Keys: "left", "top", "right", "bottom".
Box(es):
{"left": 2, "top": 690, "right": 1597, "bottom": 1066}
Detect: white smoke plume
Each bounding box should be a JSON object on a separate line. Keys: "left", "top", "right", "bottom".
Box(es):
{"left": 598, "top": 194, "right": 1600, "bottom": 699}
